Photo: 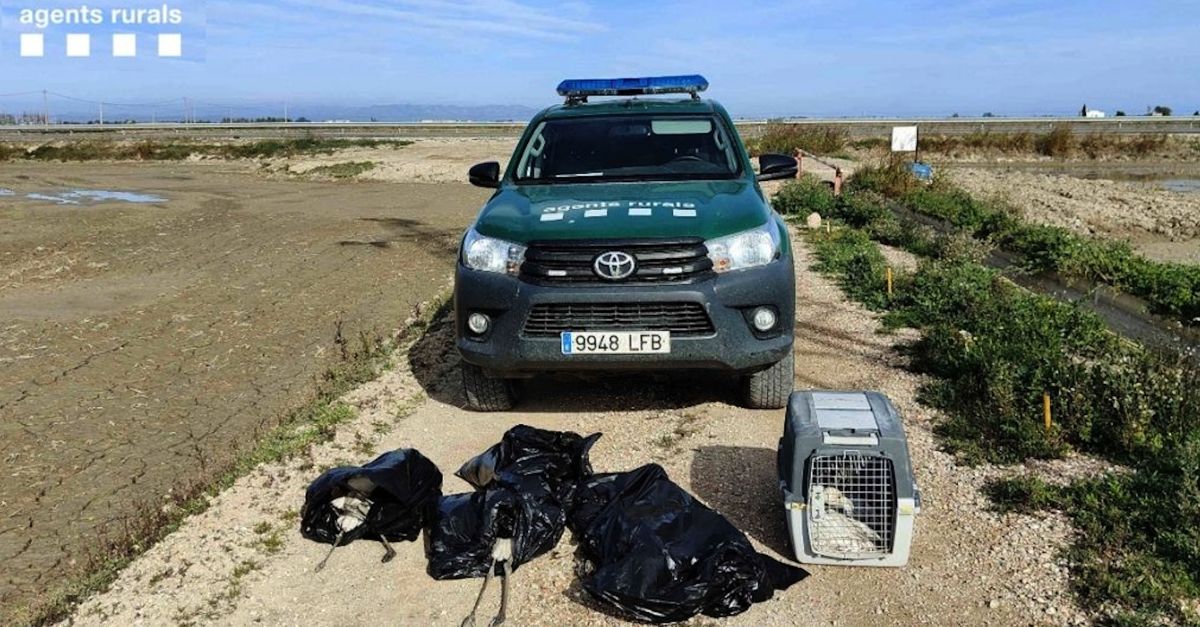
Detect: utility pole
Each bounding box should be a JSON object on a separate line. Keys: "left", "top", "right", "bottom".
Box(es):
{"left": 99, "top": 102, "right": 104, "bottom": 126}
{"left": 284, "top": 102, "right": 289, "bottom": 124}
{"left": 183, "top": 97, "right": 190, "bottom": 124}
{"left": 42, "top": 89, "right": 49, "bottom": 125}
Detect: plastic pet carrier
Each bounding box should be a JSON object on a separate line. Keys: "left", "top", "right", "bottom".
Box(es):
{"left": 778, "top": 391, "right": 919, "bottom": 567}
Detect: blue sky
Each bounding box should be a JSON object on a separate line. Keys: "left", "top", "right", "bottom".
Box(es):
{"left": 1, "top": 0, "right": 1198, "bottom": 118}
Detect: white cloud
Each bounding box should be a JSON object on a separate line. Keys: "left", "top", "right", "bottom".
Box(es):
{"left": 264, "top": 0, "right": 605, "bottom": 42}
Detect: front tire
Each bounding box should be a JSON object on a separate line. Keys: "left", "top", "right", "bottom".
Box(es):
{"left": 461, "top": 362, "right": 517, "bottom": 411}
{"left": 741, "top": 351, "right": 794, "bottom": 409}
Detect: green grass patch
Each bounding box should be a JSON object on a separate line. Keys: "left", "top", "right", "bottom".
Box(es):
{"left": 987, "top": 459, "right": 1200, "bottom": 626}
{"left": 771, "top": 174, "right": 836, "bottom": 216}
{"left": 306, "top": 161, "right": 377, "bottom": 179}
{"left": 808, "top": 228, "right": 892, "bottom": 311}
{"left": 799, "top": 217, "right": 1200, "bottom": 624}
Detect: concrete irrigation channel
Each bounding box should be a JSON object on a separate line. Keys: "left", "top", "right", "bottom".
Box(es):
{"left": 889, "top": 203, "right": 1200, "bottom": 359}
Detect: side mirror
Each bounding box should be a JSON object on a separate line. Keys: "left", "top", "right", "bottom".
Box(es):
{"left": 469, "top": 161, "right": 501, "bottom": 188}
{"left": 756, "top": 153, "right": 798, "bottom": 181}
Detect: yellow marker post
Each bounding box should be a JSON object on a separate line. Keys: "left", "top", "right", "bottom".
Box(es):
{"left": 886, "top": 267, "right": 894, "bottom": 298}
{"left": 1043, "top": 392, "right": 1052, "bottom": 434}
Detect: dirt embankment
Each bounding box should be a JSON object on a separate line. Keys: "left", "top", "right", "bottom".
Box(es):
{"left": 946, "top": 167, "right": 1200, "bottom": 263}
{"left": 0, "top": 161, "right": 486, "bottom": 615}
{"left": 276, "top": 138, "right": 514, "bottom": 183}
{"left": 63, "top": 230, "right": 1091, "bottom": 626}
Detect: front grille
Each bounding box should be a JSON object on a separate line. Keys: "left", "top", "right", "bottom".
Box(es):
{"left": 521, "top": 302, "right": 716, "bottom": 337}
{"left": 807, "top": 452, "right": 896, "bottom": 559}
{"left": 520, "top": 238, "right": 713, "bottom": 285}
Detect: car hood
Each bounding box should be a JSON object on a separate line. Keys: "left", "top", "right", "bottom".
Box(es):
{"left": 472, "top": 179, "right": 769, "bottom": 243}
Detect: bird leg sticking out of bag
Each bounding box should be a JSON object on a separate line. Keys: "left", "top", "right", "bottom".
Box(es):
{"left": 460, "top": 537, "right": 514, "bottom": 627}
{"left": 379, "top": 537, "right": 396, "bottom": 563}
{"left": 315, "top": 493, "right": 372, "bottom": 572}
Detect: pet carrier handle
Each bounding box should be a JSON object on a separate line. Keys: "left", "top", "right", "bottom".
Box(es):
{"left": 821, "top": 431, "right": 880, "bottom": 446}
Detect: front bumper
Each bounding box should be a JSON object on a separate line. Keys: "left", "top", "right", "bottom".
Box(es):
{"left": 454, "top": 257, "right": 795, "bottom": 376}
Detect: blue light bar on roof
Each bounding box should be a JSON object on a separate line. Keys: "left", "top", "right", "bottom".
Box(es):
{"left": 556, "top": 75, "right": 709, "bottom": 99}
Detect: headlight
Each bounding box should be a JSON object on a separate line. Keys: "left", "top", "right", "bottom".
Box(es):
{"left": 462, "top": 228, "right": 526, "bottom": 275}
{"left": 706, "top": 223, "right": 780, "bottom": 273}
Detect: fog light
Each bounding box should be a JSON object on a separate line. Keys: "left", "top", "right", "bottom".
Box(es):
{"left": 467, "top": 312, "right": 491, "bottom": 335}
{"left": 751, "top": 307, "right": 777, "bottom": 332}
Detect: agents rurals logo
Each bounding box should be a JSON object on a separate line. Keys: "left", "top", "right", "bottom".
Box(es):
{"left": 17, "top": 4, "right": 185, "bottom": 29}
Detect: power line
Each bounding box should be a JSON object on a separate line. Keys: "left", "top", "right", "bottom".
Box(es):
{"left": 45, "top": 91, "right": 186, "bottom": 108}
{"left": 0, "top": 90, "right": 44, "bottom": 98}
{"left": 0, "top": 89, "right": 302, "bottom": 125}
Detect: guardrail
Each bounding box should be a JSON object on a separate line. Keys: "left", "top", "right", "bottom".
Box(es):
{"left": 2, "top": 117, "right": 1198, "bottom": 141}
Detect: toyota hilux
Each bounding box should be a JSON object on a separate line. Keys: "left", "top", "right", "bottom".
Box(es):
{"left": 455, "top": 75, "right": 798, "bottom": 411}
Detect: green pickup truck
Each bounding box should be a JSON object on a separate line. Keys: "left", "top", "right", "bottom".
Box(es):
{"left": 455, "top": 76, "right": 798, "bottom": 411}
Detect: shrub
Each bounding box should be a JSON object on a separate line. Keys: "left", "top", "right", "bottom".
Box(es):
{"left": 919, "top": 132, "right": 1036, "bottom": 155}
{"left": 751, "top": 123, "right": 848, "bottom": 156}
{"left": 1035, "top": 125, "right": 1074, "bottom": 156}
{"left": 844, "top": 159, "right": 919, "bottom": 198}
{"left": 771, "top": 174, "right": 835, "bottom": 216}
{"left": 828, "top": 189, "right": 890, "bottom": 227}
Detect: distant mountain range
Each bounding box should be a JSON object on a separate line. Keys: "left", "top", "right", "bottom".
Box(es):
{"left": 32, "top": 102, "right": 542, "bottom": 124}
{"left": 302, "top": 103, "right": 541, "bottom": 123}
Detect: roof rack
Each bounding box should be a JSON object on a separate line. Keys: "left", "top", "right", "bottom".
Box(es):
{"left": 556, "top": 75, "right": 709, "bottom": 104}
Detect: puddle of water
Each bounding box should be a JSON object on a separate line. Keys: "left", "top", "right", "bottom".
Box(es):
{"left": 61, "top": 190, "right": 167, "bottom": 203}
{"left": 1159, "top": 179, "right": 1200, "bottom": 193}
{"left": 9, "top": 189, "right": 167, "bottom": 205}
{"left": 0, "top": 188, "right": 14, "bottom": 196}
{"left": 25, "top": 193, "right": 80, "bottom": 205}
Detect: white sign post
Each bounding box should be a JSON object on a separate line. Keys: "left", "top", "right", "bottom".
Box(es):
{"left": 891, "top": 126, "right": 918, "bottom": 153}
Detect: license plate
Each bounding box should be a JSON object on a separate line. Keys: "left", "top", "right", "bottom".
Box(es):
{"left": 561, "top": 331, "right": 671, "bottom": 355}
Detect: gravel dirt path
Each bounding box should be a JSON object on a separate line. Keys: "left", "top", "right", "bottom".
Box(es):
{"left": 63, "top": 228, "right": 1086, "bottom": 626}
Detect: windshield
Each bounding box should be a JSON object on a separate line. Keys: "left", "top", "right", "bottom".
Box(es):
{"left": 514, "top": 114, "right": 742, "bottom": 184}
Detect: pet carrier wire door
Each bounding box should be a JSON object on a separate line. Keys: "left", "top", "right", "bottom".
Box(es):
{"left": 778, "top": 391, "right": 919, "bottom": 567}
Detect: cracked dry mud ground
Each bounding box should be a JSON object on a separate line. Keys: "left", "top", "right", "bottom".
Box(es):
{"left": 0, "top": 162, "right": 486, "bottom": 612}
{"left": 65, "top": 229, "right": 1084, "bottom": 626}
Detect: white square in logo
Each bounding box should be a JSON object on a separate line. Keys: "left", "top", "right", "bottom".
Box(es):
{"left": 20, "top": 33, "right": 45, "bottom": 57}
{"left": 158, "top": 33, "right": 182, "bottom": 57}
{"left": 66, "top": 33, "right": 91, "bottom": 57}
{"left": 113, "top": 34, "right": 137, "bottom": 57}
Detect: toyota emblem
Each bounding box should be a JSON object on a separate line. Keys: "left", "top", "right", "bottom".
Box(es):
{"left": 594, "top": 251, "right": 637, "bottom": 280}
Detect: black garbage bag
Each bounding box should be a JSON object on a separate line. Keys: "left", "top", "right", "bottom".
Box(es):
{"left": 456, "top": 424, "right": 601, "bottom": 496}
{"left": 427, "top": 425, "right": 601, "bottom": 580}
{"left": 425, "top": 474, "right": 564, "bottom": 579}
{"left": 567, "top": 464, "right": 808, "bottom": 623}
{"left": 301, "top": 448, "right": 443, "bottom": 547}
